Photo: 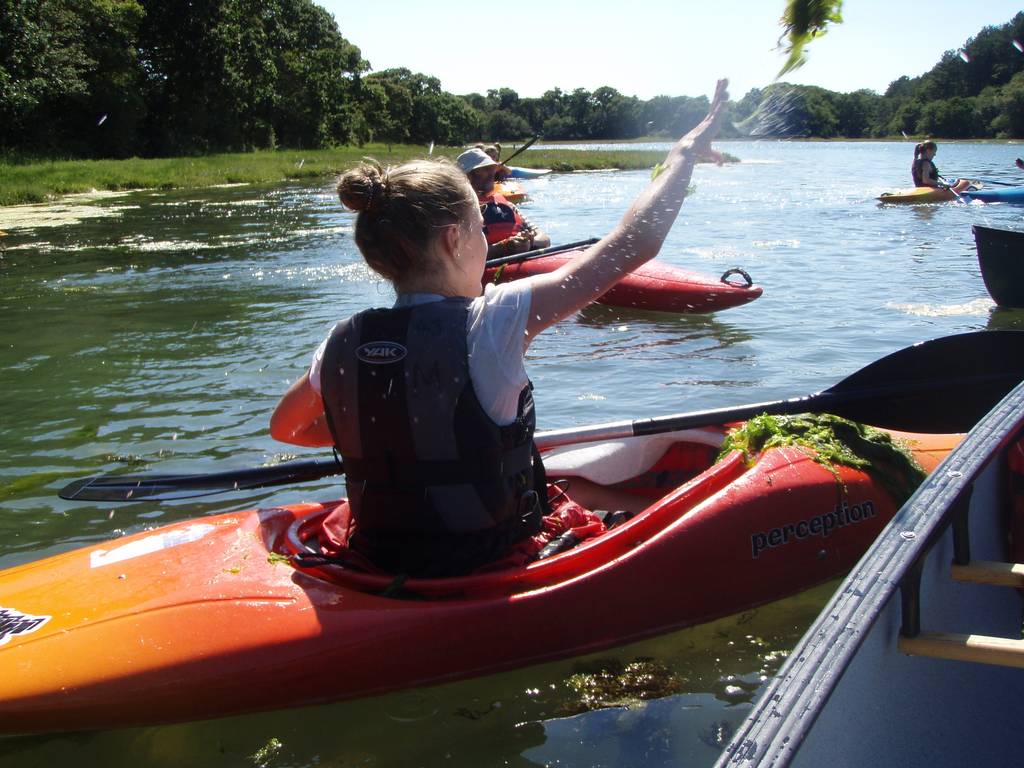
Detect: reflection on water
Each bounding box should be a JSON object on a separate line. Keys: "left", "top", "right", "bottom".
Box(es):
{"left": 2, "top": 142, "right": 1024, "bottom": 765}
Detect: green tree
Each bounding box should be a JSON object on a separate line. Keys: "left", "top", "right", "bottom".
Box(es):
{"left": 0, "top": 0, "right": 145, "bottom": 155}
{"left": 917, "top": 96, "right": 979, "bottom": 139}
{"left": 834, "top": 89, "right": 878, "bottom": 138}
{"left": 997, "top": 72, "right": 1024, "bottom": 138}
{"left": 485, "top": 110, "right": 531, "bottom": 141}
{"left": 269, "top": 0, "right": 368, "bottom": 147}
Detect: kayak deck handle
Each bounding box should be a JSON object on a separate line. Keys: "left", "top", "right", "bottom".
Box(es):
{"left": 720, "top": 267, "right": 754, "bottom": 288}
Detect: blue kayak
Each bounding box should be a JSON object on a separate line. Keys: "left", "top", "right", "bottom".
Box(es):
{"left": 961, "top": 185, "right": 1024, "bottom": 204}
{"left": 509, "top": 166, "right": 551, "bottom": 179}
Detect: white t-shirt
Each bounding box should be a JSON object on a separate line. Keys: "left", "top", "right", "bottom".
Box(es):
{"left": 308, "top": 281, "right": 533, "bottom": 426}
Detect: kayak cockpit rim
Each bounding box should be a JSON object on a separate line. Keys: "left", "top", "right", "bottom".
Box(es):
{"left": 277, "top": 433, "right": 742, "bottom": 599}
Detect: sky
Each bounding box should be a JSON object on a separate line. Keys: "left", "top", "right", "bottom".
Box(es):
{"left": 318, "top": 1, "right": 1023, "bottom": 101}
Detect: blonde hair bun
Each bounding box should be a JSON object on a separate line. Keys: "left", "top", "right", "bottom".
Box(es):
{"left": 337, "top": 160, "right": 386, "bottom": 213}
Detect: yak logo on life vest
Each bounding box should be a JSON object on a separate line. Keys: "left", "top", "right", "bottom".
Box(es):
{"left": 356, "top": 341, "right": 407, "bottom": 365}
{"left": 0, "top": 606, "right": 51, "bottom": 646}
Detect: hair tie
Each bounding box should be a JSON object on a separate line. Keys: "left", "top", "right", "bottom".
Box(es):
{"left": 366, "top": 176, "right": 387, "bottom": 214}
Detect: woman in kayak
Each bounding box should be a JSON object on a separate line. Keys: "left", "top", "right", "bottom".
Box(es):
{"left": 912, "top": 141, "right": 970, "bottom": 192}
{"left": 270, "top": 79, "right": 729, "bottom": 577}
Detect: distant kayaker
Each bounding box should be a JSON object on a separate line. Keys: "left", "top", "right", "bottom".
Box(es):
{"left": 912, "top": 141, "right": 970, "bottom": 192}
{"left": 270, "top": 79, "right": 730, "bottom": 577}
{"left": 457, "top": 147, "right": 550, "bottom": 258}
{"left": 475, "top": 143, "right": 511, "bottom": 181}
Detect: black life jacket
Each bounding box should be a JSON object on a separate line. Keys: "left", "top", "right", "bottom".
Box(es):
{"left": 912, "top": 158, "right": 938, "bottom": 187}
{"left": 319, "top": 297, "right": 544, "bottom": 577}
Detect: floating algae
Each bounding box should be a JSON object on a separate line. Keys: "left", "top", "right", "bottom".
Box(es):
{"left": 718, "top": 413, "right": 927, "bottom": 506}
{"left": 0, "top": 471, "right": 78, "bottom": 500}
{"left": 557, "top": 657, "right": 685, "bottom": 716}
{"left": 249, "top": 737, "right": 283, "bottom": 767}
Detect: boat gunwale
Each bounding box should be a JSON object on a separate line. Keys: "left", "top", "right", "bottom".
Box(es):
{"left": 716, "top": 380, "right": 1024, "bottom": 768}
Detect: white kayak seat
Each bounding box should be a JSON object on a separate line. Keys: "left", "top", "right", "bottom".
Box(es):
{"left": 541, "top": 429, "right": 725, "bottom": 486}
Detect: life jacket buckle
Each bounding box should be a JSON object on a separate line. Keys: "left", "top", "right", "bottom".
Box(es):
{"left": 517, "top": 489, "right": 543, "bottom": 535}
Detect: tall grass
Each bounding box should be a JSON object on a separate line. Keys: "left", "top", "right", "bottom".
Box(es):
{"left": 0, "top": 145, "right": 736, "bottom": 207}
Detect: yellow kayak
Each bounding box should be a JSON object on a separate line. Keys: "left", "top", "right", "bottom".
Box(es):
{"left": 495, "top": 180, "right": 528, "bottom": 203}
{"left": 877, "top": 186, "right": 957, "bottom": 204}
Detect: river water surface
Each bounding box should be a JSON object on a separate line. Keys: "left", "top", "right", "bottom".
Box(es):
{"left": 1, "top": 141, "right": 1023, "bottom": 766}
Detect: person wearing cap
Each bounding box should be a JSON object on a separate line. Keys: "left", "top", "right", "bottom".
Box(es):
{"left": 477, "top": 143, "right": 512, "bottom": 181}
{"left": 456, "top": 147, "right": 550, "bottom": 260}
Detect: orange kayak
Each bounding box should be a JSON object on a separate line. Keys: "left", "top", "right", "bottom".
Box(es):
{"left": 0, "top": 424, "right": 958, "bottom": 734}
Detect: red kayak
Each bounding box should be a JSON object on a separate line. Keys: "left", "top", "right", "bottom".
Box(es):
{"left": 0, "top": 423, "right": 956, "bottom": 734}
{"left": 483, "top": 245, "right": 762, "bottom": 313}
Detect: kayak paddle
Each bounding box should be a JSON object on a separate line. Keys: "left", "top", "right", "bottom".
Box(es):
{"left": 537, "top": 329, "right": 1024, "bottom": 448}
{"left": 937, "top": 175, "right": 968, "bottom": 202}
{"left": 58, "top": 457, "right": 342, "bottom": 502}
{"left": 58, "top": 330, "right": 1024, "bottom": 503}
{"left": 499, "top": 136, "right": 539, "bottom": 168}
{"left": 485, "top": 237, "right": 599, "bottom": 269}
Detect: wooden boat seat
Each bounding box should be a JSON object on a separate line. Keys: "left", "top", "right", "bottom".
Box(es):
{"left": 899, "top": 632, "right": 1024, "bottom": 669}
{"left": 899, "top": 558, "right": 1024, "bottom": 668}
{"left": 950, "top": 560, "right": 1024, "bottom": 587}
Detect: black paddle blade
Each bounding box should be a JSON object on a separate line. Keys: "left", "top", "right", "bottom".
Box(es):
{"left": 822, "top": 330, "right": 1024, "bottom": 433}
{"left": 59, "top": 458, "right": 340, "bottom": 502}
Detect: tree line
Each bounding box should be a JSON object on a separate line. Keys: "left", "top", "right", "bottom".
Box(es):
{"left": 2, "top": 2, "right": 1023, "bottom": 160}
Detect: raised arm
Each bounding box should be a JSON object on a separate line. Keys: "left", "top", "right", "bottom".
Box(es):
{"left": 523, "top": 79, "right": 729, "bottom": 341}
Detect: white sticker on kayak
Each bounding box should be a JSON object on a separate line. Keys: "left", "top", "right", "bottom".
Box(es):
{"left": 0, "top": 606, "right": 51, "bottom": 646}
{"left": 90, "top": 523, "right": 216, "bottom": 569}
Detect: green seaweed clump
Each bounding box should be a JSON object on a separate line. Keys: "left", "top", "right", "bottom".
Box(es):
{"left": 718, "top": 412, "right": 926, "bottom": 506}
{"left": 557, "top": 657, "right": 684, "bottom": 716}
{"left": 249, "top": 737, "right": 283, "bottom": 767}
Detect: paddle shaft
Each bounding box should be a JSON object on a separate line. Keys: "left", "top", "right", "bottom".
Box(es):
{"left": 937, "top": 175, "right": 967, "bottom": 202}
{"left": 534, "top": 373, "right": 1007, "bottom": 449}
{"left": 58, "top": 330, "right": 1024, "bottom": 502}
{"left": 500, "top": 136, "right": 538, "bottom": 167}
{"left": 484, "top": 238, "right": 599, "bottom": 269}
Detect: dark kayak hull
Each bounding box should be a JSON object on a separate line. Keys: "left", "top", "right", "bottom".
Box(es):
{"left": 973, "top": 224, "right": 1024, "bottom": 308}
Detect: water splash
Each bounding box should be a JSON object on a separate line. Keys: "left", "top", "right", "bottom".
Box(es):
{"left": 732, "top": 87, "right": 807, "bottom": 139}
{"left": 887, "top": 298, "right": 992, "bottom": 317}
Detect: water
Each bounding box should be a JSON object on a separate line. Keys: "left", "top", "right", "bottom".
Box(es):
{"left": 1, "top": 141, "right": 1023, "bottom": 766}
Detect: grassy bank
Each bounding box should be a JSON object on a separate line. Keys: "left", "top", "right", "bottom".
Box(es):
{"left": 0, "top": 145, "right": 735, "bottom": 207}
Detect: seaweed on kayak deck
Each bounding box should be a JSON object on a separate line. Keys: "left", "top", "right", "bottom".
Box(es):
{"left": 718, "top": 413, "right": 927, "bottom": 506}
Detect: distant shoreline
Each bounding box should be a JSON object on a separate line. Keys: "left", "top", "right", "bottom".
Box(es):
{"left": 6, "top": 137, "right": 1018, "bottom": 207}
{"left": 0, "top": 145, "right": 736, "bottom": 207}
